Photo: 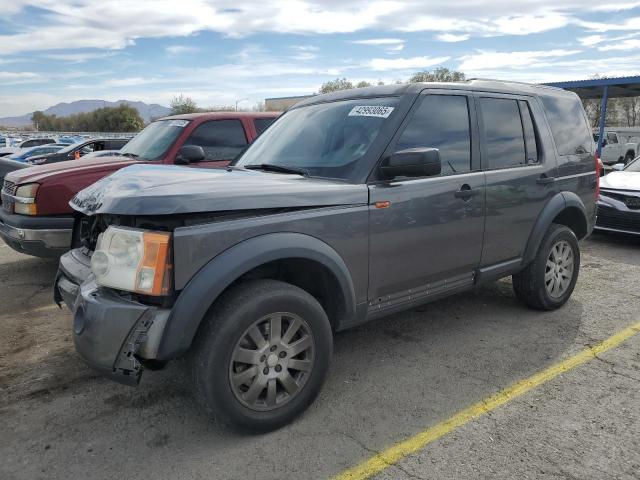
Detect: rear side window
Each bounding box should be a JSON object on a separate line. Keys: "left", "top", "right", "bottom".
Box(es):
{"left": 184, "top": 119, "right": 248, "bottom": 161}
{"left": 479, "top": 97, "right": 526, "bottom": 169}
{"left": 254, "top": 118, "right": 276, "bottom": 135}
{"left": 540, "top": 95, "right": 592, "bottom": 156}
{"left": 395, "top": 94, "right": 471, "bottom": 176}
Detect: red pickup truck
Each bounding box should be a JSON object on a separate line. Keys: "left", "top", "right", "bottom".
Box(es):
{"left": 0, "top": 112, "right": 279, "bottom": 257}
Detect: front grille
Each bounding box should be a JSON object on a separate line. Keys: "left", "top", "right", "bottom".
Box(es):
{"left": 1, "top": 180, "right": 16, "bottom": 212}
{"left": 597, "top": 205, "right": 640, "bottom": 233}
{"left": 601, "top": 190, "right": 640, "bottom": 210}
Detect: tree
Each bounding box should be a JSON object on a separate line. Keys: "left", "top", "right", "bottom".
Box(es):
{"left": 409, "top": 68, "right": 466, "bottom": 83}
{"left": 355, "top": 81, "right": 372, "bottom": 88}
{"left": 170, "top": 94, "right": 199, "bottom": 115}
{"left": 29, "top": 105, "right": 143, "bottom": 132}
{"left": 319, "top": 78, "right": 354, "bottom": 94}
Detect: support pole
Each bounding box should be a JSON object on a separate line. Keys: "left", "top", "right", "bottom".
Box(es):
{"left": 597, "top": 85, "right": 609, "bottom": 159}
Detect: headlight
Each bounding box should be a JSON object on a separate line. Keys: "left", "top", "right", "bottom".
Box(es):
{"left": 91, "top": 226, "right": 172, "bottom": 296}
{"left": 13, "top": 183, "right": 39, "bottom": 215}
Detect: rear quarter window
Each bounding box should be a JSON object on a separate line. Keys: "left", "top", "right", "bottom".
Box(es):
{"left": 540, "top": 94, "right": 593, "bottom": 156}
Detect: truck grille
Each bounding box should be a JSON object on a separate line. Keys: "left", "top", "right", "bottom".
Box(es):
{"left": 1, "top": 180, "right": 17, "bottom": 212}
{"left": 597, "top": 205, "right": 640, "bottom": 233}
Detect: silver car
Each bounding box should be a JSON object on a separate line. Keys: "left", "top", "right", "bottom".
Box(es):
{"left": 596, "top": 156, "right": 640, "bottom": 235}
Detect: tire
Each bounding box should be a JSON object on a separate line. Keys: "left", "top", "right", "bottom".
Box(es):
{"left": 624, "top": 152, "right": 635, "bottom": 165}
{"left": 513, "top": 224, "right": 580, "bottom": 311}
{"left": 189, "top": 279, "right": 333, "bottom": 432}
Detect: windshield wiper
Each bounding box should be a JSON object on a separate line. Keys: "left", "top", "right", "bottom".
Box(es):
{"left": 244, "top": 163, "right": 309, "bottom": 177}
{"left": 121, "top": 152, "right": 139, "bottom": 158}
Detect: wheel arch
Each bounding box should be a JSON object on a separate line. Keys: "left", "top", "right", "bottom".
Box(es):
{"left": 522, "top": 192, "right": 588, "bottom": 265}
{"left": 156, "top": 232, "right": 356, "bottom": 361}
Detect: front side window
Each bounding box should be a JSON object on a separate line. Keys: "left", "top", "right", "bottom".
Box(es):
{"left": 254, "top": 118, "right": 276, "bottom": 135}
{"left": 606, "top": 133, "right": 618, "bottom": 144}
{"left": 395, "top": 94, "right": 471, "bottom": 176}
{"left": 183, "top": 120, "right": 248, "bottom": 161}
{"left": 236, "top": 97, "right": 399, "bottom": 180}
{"left": 479, "top": 97, "right": 526, "bottom": 169}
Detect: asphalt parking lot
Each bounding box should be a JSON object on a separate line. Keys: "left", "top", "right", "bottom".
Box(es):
{"left": 1, "top": 233, "right": 639, "bottom": 480}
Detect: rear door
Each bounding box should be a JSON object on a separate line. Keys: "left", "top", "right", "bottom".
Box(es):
{"left": 367, "top": 90, "right": 485, "bottom": 315}
{"left": 181, "top": 119, "right": 249, "bottom": 168}
{"left": 477, "top": 94, "right": 558, "bottom": 268}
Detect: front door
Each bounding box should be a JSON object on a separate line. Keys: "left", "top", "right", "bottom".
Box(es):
{"left": 367, "top": 91, "right": 485, "bottom": 315}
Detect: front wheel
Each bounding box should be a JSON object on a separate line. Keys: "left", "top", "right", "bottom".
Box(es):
{"left": 624, "top": 152, "right": 635, "bottom": 165}
{"left": 513, "top": 224, "right": 580, "bottom": 311}
{"left": 189, "top": 279, "right": 333, "bottom": 432}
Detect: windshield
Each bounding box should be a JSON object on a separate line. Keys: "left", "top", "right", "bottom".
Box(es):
{"left": 625, "top": 156, "right": 640, "bottom": 172}
{"left": 235, "top": 98, "right": 399, "bottom": 180}
{"left": 119, "top": 119, "right": 190, "bottom": 160}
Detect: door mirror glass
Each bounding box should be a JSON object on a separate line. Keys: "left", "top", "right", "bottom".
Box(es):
{"left": 612, "top": 163, "right": 625, "bottom": 171}
{"left": 381, "top": 148, "right": 441, "bottom": 179}
{"left": 176, "top": 145, "right": 206, "bottom": 164}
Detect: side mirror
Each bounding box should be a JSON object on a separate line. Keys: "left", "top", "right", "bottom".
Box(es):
{"left": 176, "top": 145, "right": 206, "bottom": 164}
{"left": 612, "top": 163, "right": 625, "bottom": 171}
{"left": 381, "top": 148, "right": 441, "bottom": 179}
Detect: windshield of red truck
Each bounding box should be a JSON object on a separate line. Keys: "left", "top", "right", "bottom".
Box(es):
{"left": 119, "top": 119, "right": 190, "bottom": 160}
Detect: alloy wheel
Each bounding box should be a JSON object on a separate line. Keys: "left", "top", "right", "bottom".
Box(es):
{"left": 545, "top": 240, "right": 574, "bottom": 298}
{"left": 229, "top": 312, "right": 315, "bottom": 411}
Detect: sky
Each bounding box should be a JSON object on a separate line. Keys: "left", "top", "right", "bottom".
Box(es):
{"left": 1, "top": 0, "right": 640, "bottom": 117}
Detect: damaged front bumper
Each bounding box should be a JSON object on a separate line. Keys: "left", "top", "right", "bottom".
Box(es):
{"left": 54, "top": 248, "right": 170, "bottom": 386}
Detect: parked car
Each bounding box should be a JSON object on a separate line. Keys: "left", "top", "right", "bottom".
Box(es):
{"left": 7, "top": 145, "right": 65, "bottom": 162}
{"left": 0, "top": 112, "right": 279, "bottom": 257}
{"left": 53, "top": 81, "right": 597, "bottom": 431}
{"left": 57, "top": 135, "right": 85, "bottom": 145}
{"left": 0, "top": 157, "right": 28, "bottom": 186}
{"left": 25, "top": 138, "right": 131, "bottom": 166}
{"left": 596, "top": 155, "right": 640, "bottom": 235}
{"left": 0, "top": 147, "right": 20, "bottom": 157}
{"left": 78, "top": 150, "right": 123, "bottom": 159}
{"left": 594, "top": 128, "right": 640, "bottom": 165}
{"left": 17, "top": 138, "right": 57, "bottom": 148}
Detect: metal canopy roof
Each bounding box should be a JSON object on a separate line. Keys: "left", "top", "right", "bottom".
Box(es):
{"left": 543, "top": 76, "right": 640, "bottom": 99}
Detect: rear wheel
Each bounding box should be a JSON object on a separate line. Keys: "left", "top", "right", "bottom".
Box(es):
{"left": 624, "top": 152, "right": 635, "bottom": 165}
{"left": 513, "top": 224, "right": 580, "bottom": 310}
{"left": 189, "top": 279, "right": 332, "bottom": 432}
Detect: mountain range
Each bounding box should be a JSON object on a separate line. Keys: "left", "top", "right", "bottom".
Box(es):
{"left": 0, "top": 100, "right": 172, "bottom": 127}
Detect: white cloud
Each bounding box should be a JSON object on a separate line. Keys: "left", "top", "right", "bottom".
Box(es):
{"left": 458, "top": 49, "right": 581, "bottom": 71}
{"left": 599, "top": 38, "right": 640, "bottom": 50}
{"left": 165, "top": 45, "right": 200, "bottom": 55}
{"left": 42, "top": 51, "right": 118, "bottom": 63}
{"left": 351, "top": 38, "right": 404, "bottom": 46}
{"left": 367, "top": 56, "right": 449, "bottom": 71}
{"left": 436, "top": 33, "right": 470, "bottom": 42}
{"left": 0, "top": 71, "right": 42, "bottom": 84}
{"left": 578, "top": 35, "right": 607, "bottom": 46}
{"left": 4, "top": 0, "right": 640, "bottom": 55}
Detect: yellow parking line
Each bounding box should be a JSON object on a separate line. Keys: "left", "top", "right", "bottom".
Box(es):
{"left": 333, "top": 321, "right": 640, "bottom": 480}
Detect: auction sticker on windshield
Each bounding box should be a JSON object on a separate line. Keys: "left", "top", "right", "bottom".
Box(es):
{"left": 348, "top": 105, "right": 394, "bottom": 118}
{"left": 167, "top": 120, "right": 189, "bottom": 128}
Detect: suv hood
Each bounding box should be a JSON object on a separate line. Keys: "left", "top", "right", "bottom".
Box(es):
{"left": 601, "top": 171, "right": 640, "bottom": 191}
{"left": 5, "top": 155, "right": 137, "bottom": 185}
{"left": 71, "top": 164, "right": 368, "bottom": 215}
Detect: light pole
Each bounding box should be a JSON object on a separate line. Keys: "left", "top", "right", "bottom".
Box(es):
{"left": 235, "top": 98, "right": 249, "bottom": 111}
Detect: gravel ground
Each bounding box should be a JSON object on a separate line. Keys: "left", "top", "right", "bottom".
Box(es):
{"left": 0, "top": 231, "right": 639, "bottom": 480}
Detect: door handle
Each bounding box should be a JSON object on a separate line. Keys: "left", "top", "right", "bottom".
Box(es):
{"left": 537, "top": 174, "right": 556, "bottom": 185}
{"left": 454, "top": 184, "right": 476, "bottom": 199}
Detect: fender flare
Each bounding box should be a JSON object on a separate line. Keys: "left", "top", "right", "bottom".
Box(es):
{"left": 522, "top": 192, "right": 587, "bottom": 265}
{"left": 156, "top": 232, "right": 356, "bottom": 361}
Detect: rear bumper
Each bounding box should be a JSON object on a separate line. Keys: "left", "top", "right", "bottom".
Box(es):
{"left": 0, "top": 208, "right": 73, "bottom": 257}
{"left": 55, "top": 248, "right": 170, "bottom": 386}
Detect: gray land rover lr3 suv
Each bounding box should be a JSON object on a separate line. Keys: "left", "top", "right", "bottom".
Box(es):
{"left": 55, "top": 81, "right": 598, "bottom": 431}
